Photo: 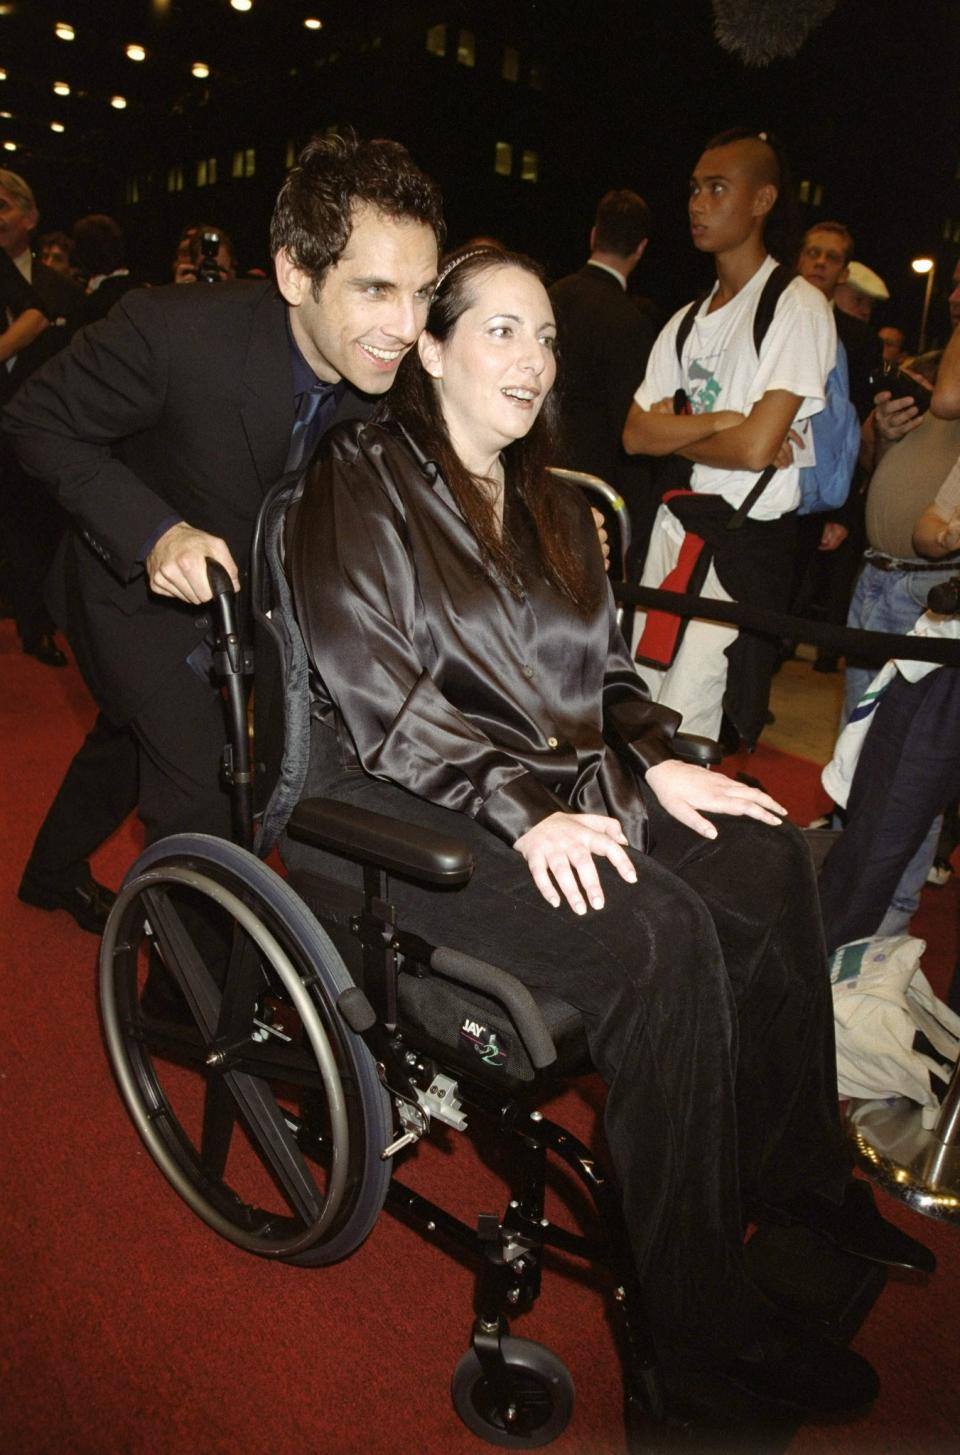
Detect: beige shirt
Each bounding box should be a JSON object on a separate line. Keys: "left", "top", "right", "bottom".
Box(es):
{"left": 933, "top": 453, "right": 960, "bottom": 519}
{"left": 865, "top": 414, "right": 960, "bottom": 559}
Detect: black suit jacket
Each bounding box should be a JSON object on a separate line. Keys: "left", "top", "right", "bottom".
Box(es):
{"left": 549, "top": 264, "right": 657, "bottom": 498}
{"left": 835, "top": 306, "right": 882, "bottom": 424}
{"left": 2, "top": 279, "right": 372, "bottom": 720}
{"left": 29, "top": 258, "right": 85, "bottom": 326}
{"left": 3, "top": 256, "right": 85, "bottom": 393}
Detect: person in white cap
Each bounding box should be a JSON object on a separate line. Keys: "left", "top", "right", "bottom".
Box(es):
{"left": 835, "top": 260, "right": 890, "bottom": 324}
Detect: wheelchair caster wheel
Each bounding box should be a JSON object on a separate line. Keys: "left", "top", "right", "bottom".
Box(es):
{"left": 451, "top": 1337, "right": 574, "bottom": 1448}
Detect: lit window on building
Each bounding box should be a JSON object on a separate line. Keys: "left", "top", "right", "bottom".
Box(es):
{"left": 529, "top": 61, "right": 546, "bottom": 90}
{"left": 457, "top": 29, "right": 475, "bottom": 67}
{"left": 798, "top": 179, "right": 810, "bottom": 203}
{"left": 208, "top": 156, "right": 217, "bottom": 185}
{"left": 813, "top": 183, "right": 823, "bottom": 207}
{"left": 502, "top": 46, "right": 519, "bottom": 82}
{"left": 232, "top": 147, "right": 256, "bottom": 179}
{"left": 285, "top": 139, "right": 297, "bottom": 168}
{"left": 126, "top": 178, "right": 140, "bottom": 205}
{"left": 521, "top": 150, "right": 539, "bottom": 183}
{"left": 426, "top": 23, "right": 446, "bottom": 57}
{"left": 166, "top": 165, "right": 184, "bottom": 193}
{"left": 495, "top": 141, "right": 512, "bottom": 177}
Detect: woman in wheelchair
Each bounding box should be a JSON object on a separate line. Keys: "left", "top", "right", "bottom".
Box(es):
{"left": 283, "top": 245, "right": 927, "bottom": 1417}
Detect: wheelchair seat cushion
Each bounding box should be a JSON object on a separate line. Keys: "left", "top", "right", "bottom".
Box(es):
{"left": 398, "top": 969, "right": 591, "bottom": 1090}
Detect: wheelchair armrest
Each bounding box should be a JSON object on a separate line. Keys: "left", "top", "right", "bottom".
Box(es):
{"left": 673, "top": 733, "right": 722, "bottom": 766}
{"left": 287, "top": 797, "right": 474, "bottom": 886}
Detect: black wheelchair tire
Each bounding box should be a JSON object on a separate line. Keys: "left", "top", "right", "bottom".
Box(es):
{"left": 451, "top": 1337, "right": 575, "bottom": 1449}
{"left": 99, "top": 833, "right": 392, "bottom": 1266}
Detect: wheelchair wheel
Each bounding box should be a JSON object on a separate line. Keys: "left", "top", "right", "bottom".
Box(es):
{"left": 452, "top": 1338, "right": 575, "bottom": 1449}
{"left": 99, "top": 833, "right": 392, "bottom": 1265}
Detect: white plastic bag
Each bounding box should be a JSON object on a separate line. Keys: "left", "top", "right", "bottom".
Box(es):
{"left": 830, "top": 934, "right": 960, "bottom": 1129}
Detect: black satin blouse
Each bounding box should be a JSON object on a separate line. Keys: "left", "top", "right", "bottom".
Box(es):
{"left": 289, "top": 419, "right": 681, "bottom": 849}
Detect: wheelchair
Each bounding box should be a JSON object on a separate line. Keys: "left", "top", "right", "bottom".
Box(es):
{"left": 97, "top": 473, "right": 739, "bottom": 1451}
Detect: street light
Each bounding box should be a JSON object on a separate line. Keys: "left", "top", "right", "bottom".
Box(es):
{"left": 912, "top": 256, "right": 935, "bottom": 353}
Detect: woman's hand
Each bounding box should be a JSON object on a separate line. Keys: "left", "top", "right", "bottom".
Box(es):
{"left": 645, "top": 761, "right": 786, "bottom": 839}
{"left": 514, "top": 812, "right": 636, "bottom": 914}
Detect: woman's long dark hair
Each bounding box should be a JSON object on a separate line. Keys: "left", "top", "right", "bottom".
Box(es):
{"left": 382, "top": 245, "right": 601, "bottom": 616}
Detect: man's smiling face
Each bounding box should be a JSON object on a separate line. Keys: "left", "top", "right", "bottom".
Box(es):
{"left": 276, "top": 202, "right": 439, "bottom": 393}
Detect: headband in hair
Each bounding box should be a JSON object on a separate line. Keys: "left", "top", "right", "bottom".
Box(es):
{"left": 435, "top": 247, "right": 503, "bottom": 291}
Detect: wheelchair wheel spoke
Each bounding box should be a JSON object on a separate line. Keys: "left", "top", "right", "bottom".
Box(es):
{"left": 200, "top": 1073, "right": 238, "bottom": 1180}
{"left": 141, "top": 886, "right": 222, "bottom": 1038}
{"left": 225, "top": 1069, "right": 324, "bottom": 1226}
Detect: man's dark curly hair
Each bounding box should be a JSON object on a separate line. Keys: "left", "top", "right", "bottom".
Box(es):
{"left": 269, "top": 131, "right": 445, "bottom": 295}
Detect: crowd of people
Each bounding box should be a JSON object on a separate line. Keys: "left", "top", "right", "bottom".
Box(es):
{"left": 2, "top": 127, "right": 958, "bottom": 1430}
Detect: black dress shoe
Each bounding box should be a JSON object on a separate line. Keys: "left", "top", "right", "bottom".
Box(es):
{"left": 716, "top": 1320, "right": 879, "bottom": 1415}
{"left": 23, "top": 632, "right": 68, "bottom": 668}
{"left": 763, "top": 1179, "right": 936, "bottom": 1274}
{"left": 18, "top": 870, "right": 116, "bottom": 934}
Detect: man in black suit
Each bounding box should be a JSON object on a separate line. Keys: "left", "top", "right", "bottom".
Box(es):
{"left": 0, "top": 168, "right": 85, "bottom": 666}
{"left": 796, "top": 221, "right": 883, "bottom": 670}
{"left": 549, "top": 190, "right": 658, "bottom": 568}
{"left": 6, "top": 135, "right": 443, "bottom": 931}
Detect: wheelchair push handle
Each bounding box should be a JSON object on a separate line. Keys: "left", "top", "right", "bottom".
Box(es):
{"left": 205, "top": 556, "right": 236, "bottom": 600}
{"left": 204, "top": 556, "right": 255, "bottom": 851}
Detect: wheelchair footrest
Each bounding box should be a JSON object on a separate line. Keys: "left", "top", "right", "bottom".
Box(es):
{"left": 744, "top": 1222, "right": 887, "bottom": 1343}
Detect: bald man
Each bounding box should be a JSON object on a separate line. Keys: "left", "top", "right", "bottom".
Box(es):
{"left": 623, "top": 129, "right": 834, "bottom": 743}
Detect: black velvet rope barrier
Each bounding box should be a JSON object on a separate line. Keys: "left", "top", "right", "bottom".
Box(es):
{"left": 614, "top": 584, "right": 960, "bottom": 668}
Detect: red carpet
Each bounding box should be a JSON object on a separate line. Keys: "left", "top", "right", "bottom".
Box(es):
{"left": 2, "top": 618, "right": 958, "bottom": 1455}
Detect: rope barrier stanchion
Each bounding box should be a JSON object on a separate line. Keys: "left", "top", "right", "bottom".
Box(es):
{"left": 613, "top": 583, "right": 960, "bottom": 670}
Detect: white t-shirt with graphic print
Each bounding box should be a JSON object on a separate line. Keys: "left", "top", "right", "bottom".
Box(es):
{"left": 634, "top": 255, "right": 835, "bottom": 520}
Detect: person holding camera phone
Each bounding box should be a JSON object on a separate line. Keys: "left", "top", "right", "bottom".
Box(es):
{"left": 818, "top": 257, "right": 960, "bottom": 937}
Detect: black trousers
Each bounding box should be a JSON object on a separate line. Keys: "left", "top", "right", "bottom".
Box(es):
{"left": 22, "top": 658, "right": 233, "bottom": 893}
{"left": 0, "top": 445, "right": 64, "bottom": 645}
{"left": 820, "top": 667, "right": 960, "bottom": 967}
{"left": 20, "top": 711, "right": 138, "bottom": 891}
{"left": 283, "top": 726, "right": 850, "bottom": 1359}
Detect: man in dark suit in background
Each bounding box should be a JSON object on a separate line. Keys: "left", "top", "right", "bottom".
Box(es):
{"left": 550, "top": 190, "right": 658, "bottom": 569}
{"left": 0, "top": 168, "right": 85, "bottom": 666}
{"left": 796, "top": 221, "right": 883, "bottom": 670}
{"left": 0, "top": 170, "right": 85, "bottom": 339}
{"left": 5, "top": 134, "right": 443, "bottom": 931}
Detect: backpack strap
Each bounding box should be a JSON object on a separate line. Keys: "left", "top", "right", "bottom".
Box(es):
{"left": 674, "top": 292, "right": 708, "bottom": 366}
{"left": 752, "top": 262, "right": 793, "bottom": 354}
{"left": 675, "top": 263, "right": 795, "bottom": 530}
{"left": 725, "top": 264, "right": 794, "bottom": 529}
{"left": 675, "top": 263, "right": 791, "bottom": 370}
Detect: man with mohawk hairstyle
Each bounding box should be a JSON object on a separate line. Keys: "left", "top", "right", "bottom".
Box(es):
{"left": 624, "top": 128, "right": 835, "bottom": 745}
